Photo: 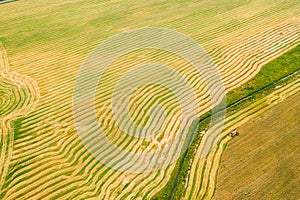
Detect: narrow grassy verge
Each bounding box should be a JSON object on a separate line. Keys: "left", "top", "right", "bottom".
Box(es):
{"left": 0, "top": 0, "right": 17, "bottom": 5}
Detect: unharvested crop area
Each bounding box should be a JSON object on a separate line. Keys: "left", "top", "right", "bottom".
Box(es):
{"left": 0, "top": 0, "right": 299, "bottom": 199}
{"left": 215, "top": 93, "right": 300, "bottom": 200}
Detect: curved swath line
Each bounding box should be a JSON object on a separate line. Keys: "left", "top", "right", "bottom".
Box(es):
{"left": 110, "top": 69, "right": 180, "bottom": 137}
{"left": 121, "top": 165, "right": 175, "bottom": 199}
{"left": 91, "top": 21, "right": 298, "bottom": 145}
{"left": 10, "top": 132, "right": 77, "bottom": 178}
{"left": 9, "top": 63, "right": 197, "bottom": 198}
{"left": 1, "top": 19, "right": 260, "bottom": 200}
{"left": 215, "top": 22, "right": 296, "bottom": 71}
{"left": 210, "top": 23, "right": 296, "bottom": 70}
{"left": 111, "top": 70, "right": 196, "bottom": 135}
{"left": 5, "top": 143, "right": 82, "bottom": 199}
{"left": 76, "top": 27, "right": 298, "bottom": 199}
{"left": 0, "top": 43, "right": 39, "bottom": 196}
{"left": 13, "top": 128, "right": 60, "bottom": 156}
{"left": 127, "top": 85, "right": 178, "bottom": 129}
{"left": 14, "top": 19, "right": 296, "bottom": 134}
{"left": 83, "top": 22, "right": 296, "bottom": 200}
{"left": 10, "top": 16, "right": 292, "bottom": 106}
{"left": 0, "top": 45, "right": 9, "bottom": 73}
{"left": 4, "top": 131, "right": 79, "bottom": 186}
{"left": 94, "top": 115, "right": 185, "bottom": 197}
{"left": 12, "top": 57, "right": 197, "bottom": 156}
{"left": 88, "top": 92, "right": 193, "bottom": 170}
{"left": 0, "top": 120, "right": 13, "bottom": 192}
{"left": 5, "top": 45, "right": 288, "bottom": 200}
{"left": 12, "top": 23, "right": 298, "bottom": 198}
{"left": 21, "top": 21, "right": 296, "bottom": 134}
{"left": 99, "top": 23, "right": 300, "bottom": 183}
{"left": 135, "top": 30, "right": 298, "bottom": 200}
{"left": 11, "top": 120, "right": 73, "bottom": 155}
{"left": 3, "top": 11, "right": 298, "bottom": 198}
{"left": 46, "top": 32, "right": 298, "bottom": 200}
{"left": 5, "top": 119, "right": 131, "bottom": 198}
{"left": 185, "top": 80, "right": 300, "bottom": 200}
{"left": 118, "top": 169, "right": 164, "bottom": 199}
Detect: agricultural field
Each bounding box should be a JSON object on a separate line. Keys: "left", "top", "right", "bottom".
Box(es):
{"left": 0, "top": 0, "right": 299, "bottom": 199}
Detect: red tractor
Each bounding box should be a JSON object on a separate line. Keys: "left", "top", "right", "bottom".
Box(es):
{"left": 229, "top": 129, "right": 239, "bottom": 137}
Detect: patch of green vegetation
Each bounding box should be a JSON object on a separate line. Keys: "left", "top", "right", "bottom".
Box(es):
{"left": 227, "top": 45, "right": 300, "bottom": 106}
{"left": 154, "top": 45, "right": 300, "bottom": 199}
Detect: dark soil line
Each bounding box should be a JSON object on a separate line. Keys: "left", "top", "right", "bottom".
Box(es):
{"left": 0, "top": 0, "right": 17, "bottom": 5}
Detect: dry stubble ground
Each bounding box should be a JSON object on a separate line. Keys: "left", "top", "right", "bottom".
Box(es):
{"left": 214, "top": 93, "right": 300, "bottom": 200}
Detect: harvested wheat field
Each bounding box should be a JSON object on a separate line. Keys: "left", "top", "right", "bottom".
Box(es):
{"left": 214, "top": 92, "right": 300, "bottom": 200}
{"left": 0, "top": 0, "right": 299, "bottom": 199}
